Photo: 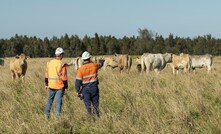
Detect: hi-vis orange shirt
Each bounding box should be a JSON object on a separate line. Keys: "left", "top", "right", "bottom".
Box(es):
{"left": 45, "top": 59, "right": 68, "bottom": 89}
{"left": 75, "top": 62, "right": 101, "bottom": 92}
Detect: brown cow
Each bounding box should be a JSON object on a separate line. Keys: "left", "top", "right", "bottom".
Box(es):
{"left": 103, "top": 54, "right": 132, "bottom": 73}
{"left": 9, "top": 53, "right": 28, "bottom": 81}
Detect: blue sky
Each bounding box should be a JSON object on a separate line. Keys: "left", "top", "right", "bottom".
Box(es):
{"left": 0, "top": 0, "right": 221, "bottom": 39}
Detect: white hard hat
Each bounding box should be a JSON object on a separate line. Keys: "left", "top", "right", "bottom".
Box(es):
{"left": 82, "top": 51, "right": 91, "bottom": 60}
{"left": 55, "top": 47, "right": 64, "bottom": 56}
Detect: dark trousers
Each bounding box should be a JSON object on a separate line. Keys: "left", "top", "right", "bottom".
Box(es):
{"left": 82, "top": 87, "right": 99, "bottom": 117}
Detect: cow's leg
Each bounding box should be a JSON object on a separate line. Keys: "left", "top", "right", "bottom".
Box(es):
{"left": 176, "top": 69, "right": 179, "bottom": 75}
{"left": 184, "top": 67, "right": 187, "bottom": 73}
{"left": 193, "top": 68, "right": 196, "bottom": 74}
{"left": 207, "top": 66, "right": 211, "bottom": 73}
{"left": 21, "top": 75, "right": 25, "bottom": 81}
{"left": 154, "top": 69, "right": 160, "bottom": 74}
{"left": 11, "top": 71, "right": 16, "bottom": 80}
{"left": 172, "top": 66, "right": 176, "bottom": 75}
{"left": 146, "top": 64, "right": 151, "bottom": 74}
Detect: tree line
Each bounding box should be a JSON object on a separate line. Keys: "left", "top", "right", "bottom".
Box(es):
{"left": 0, "top": 28, "right": 221, "bottom": 58}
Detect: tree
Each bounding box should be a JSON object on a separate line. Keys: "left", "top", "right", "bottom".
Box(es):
{"left": 137, "top": 28, "right": 154, "bottom": 39}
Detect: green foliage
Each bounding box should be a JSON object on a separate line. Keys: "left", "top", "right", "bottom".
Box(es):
{"left": 0, "top": 30, "right": 221, "bottom": 57}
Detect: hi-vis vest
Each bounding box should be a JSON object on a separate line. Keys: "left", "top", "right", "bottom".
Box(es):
{"left": 76, "top": 62, "right": 100, "bottom": 88}
{"left": 45, "top": 59, "right": 67, "bottom": 89}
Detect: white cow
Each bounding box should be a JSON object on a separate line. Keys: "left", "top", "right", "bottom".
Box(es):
{"left": 141, "top": 53, "right": 172, "bottom": 74}
{"left": 190, "top": 54, "right": 213, "bottom": 73}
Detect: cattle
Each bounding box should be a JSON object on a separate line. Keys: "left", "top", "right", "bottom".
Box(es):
{"left": 9, "top": 53, "right": 28, "bottom": 81}
{"left": 190, "top": 54, "right": 213, "bottom": 73}
{"left": 0, "top": 58, "right": 4, "bottom": 66}
{"left": 67, "top": 57, "right": 83, "bottom": 70}
{"left": 141, "top": 53, "right": 172, "bottom": 74}
{"left": 170, "top": 53, "right": 191, "bottom": 75}
{"left": 103, "top": 56, "right": 118, "bottom": 70}
{"left": 67, "top": 56, "right": 99, "bottom": 70}
{"left": 103, "top": 54, "right": 132, "bottom": 73}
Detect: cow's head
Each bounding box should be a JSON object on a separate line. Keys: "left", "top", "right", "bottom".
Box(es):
{"left": 163, "top": 53, "right": 173, "bottom": 63}
{"left": 18, "top": 53, "right": 28, "bottom": 65}
{"left": 20, "top": 53, "right": 27, "bottom": 60}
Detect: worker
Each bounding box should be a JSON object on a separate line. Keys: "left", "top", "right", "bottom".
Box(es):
{"left": 75, "top": 51, "right": 104, "bottom": 118}
{"left": 44, "top": 47, "right": 68, "bottom": 119}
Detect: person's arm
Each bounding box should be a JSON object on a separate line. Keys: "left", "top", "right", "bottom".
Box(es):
{"left": 75, "top": 69, "right": 82, "bottom": 94}
{"left": 45, "top": 63, "right": 49, "bottom": 92}
{"left": 98, "top": 59, "right": 105, "bottom": 68}
{"left": 61, "top": 64, "right": 68, "bottom": 94}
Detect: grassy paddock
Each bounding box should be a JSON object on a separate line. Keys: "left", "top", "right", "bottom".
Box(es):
{"left": 0, "top": 57, "right": 221, "bottom": 133}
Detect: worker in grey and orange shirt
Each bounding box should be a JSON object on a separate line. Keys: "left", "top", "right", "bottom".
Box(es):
{"left": 75, "top": 51, "right": 104, "bottom": 118}
{"left": 44, "top": 47, "right": 68, "bottom": 119}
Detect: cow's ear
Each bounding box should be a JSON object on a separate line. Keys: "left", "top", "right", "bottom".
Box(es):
{"left": 15, "top": 55, "right": 19, "bottom": 59}
{"left": 114, "top": 53, "right": 118, "bottom": 56}
{"left": 25, "top": 56, "right": 30, "bottom": 59}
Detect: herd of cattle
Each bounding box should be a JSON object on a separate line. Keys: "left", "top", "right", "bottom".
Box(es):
{"left": 67, "top": 53, "right": 213, "bottom": 75}
{"left": 0, "top": 52, "right": 213, "bottom": 81}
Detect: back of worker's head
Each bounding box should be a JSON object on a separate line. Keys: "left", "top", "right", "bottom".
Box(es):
{"left": 55, "top": 47, "right": 64, "bottom": 57}
{"left": 82, "top": 51, "right": 91, "bottom": 60}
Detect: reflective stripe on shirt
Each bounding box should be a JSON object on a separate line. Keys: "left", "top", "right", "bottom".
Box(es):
{"left": 82, "top": 79, "right": 98, "bottom": 84}
{"left": 48, "top": 77, "right": 62, "bottom": 80}
{"left": 82, "top": 73, "right": 97, "bottom": 79}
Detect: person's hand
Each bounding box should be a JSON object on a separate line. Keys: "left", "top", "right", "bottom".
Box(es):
{"left": 64, "top": 89, "right": 68, "bottom": 95}
{"left": 45, "top": 86, "right": 49, "bottom": 92}
{"left": 77, "top": 92, "right": 80, "bottom": 97}
{"left": 77, "top": 92, "right": 83, "bottom": 100}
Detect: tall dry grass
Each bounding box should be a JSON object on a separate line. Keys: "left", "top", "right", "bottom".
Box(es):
{"left": 0, "top": 57, "right": 221, "bottom": 133}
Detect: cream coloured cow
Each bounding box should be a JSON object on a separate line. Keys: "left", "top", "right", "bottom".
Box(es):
{"left": 9, "top": 53, "right": 28, "bottom": 81}
{"left": 141, "top": 53, "right": 172, "bottom": 74}
{"left": 103, "top": 54, "right": 132, "bottom": 73}
{"left": 67, "top": 56, "right": 99, "bottom": 70}
{"left": 190, "top": 54, "right": 213, "bottom": 73}
{"left": 170, "top": 53, "right": 191, "bottom": 75}
{"left": 67, "top": 57, "right": 83, "bottom": 70}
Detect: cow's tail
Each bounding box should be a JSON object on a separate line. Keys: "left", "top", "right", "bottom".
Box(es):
{"left": 210, "top": 55, "right": 213, "bottom": 71}
{"left": 75, "top": 58, "right": 79, "bottom": 70}
{"left": 141, "top": 55, "right": 145, "bottom": 72}
{"left": 127, "top": 55, "right": 132, "bottom": 73}
{"left": 124, "top": 55, "right": 129, "bottom": 73}
{"left": 188, "top": 55, "right": 192, "bottom": 73}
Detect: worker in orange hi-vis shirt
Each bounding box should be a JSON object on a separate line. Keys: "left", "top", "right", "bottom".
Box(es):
{"left": 75, "top": 51, "right": 105, "bottom": 118}
{"left": 44, "top": 47, "right": 68, "bottom": 119}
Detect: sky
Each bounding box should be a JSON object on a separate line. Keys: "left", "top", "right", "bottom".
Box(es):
{"left": 0, "top": 0, "right": 221, "bottom": 39}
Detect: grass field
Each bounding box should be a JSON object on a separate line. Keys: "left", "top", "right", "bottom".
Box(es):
{"left": 0, "top": 56, "right": 221, "bottom": 134}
